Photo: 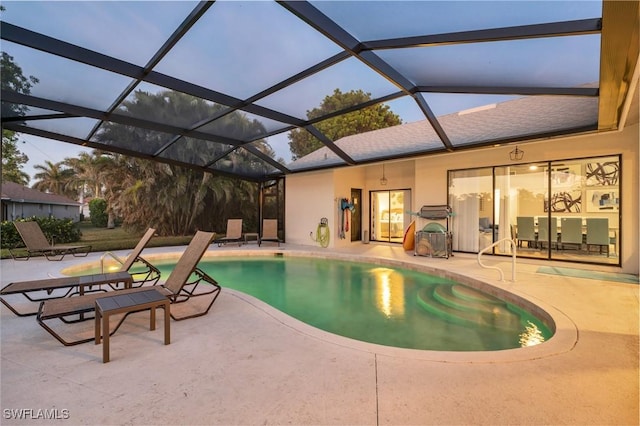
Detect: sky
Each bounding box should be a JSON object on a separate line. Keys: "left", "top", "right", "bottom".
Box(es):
{"left": 15, "top": 134, "right": 92, "bottom": 185}
{"left": 2, "top": 1, "right": 603, "bottom": 185}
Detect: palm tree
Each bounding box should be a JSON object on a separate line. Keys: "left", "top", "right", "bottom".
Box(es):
{"left": 32, "top": 160, "right": 75, "bottom": 198}
{"left": 64, "top": 151, "right": 112, "bottom": 198}
{"left": 99, "top": 154, "right": 200, "bottom": 235}
{"left": 91, "top": 89, "right": 271, "bottom": 235}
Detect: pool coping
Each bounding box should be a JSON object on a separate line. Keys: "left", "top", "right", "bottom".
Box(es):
{"left": 63, "top": 248, "right": 579, "bottom": 363}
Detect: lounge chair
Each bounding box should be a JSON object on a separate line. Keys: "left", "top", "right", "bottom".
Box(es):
{"left": 1, "top": 228, "right": 160, "bottom": 317}
{"left": 10, "top": 221, "right": 91, "bottom": 261}
{"left": 215, "top": 218, "right": 243, "bottom": 246}
{"left": 259, "top": 219, "right": 281, "bottom": 247}
{"left": 104, "top": 227, "right": 161, "bottom": 288}
{"left": 36, "top": 231, "right": 220, "bottom": 346}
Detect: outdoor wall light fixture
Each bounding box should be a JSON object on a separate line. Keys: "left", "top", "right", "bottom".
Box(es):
{"left": 380, "top": 164, "right": 388, "bottom": 186}
{"left": 509, "top": 146, "right": 524, "bottom": 161}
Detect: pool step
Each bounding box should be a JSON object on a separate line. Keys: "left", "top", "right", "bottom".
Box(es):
{"left": 451, "top": 285, "right": 504, "bottom": 305}
{"left": 417, "top": 284, "right": 520, "bottom": 330}
{"left": 433, "top": 285, "right": 505, "bottom": 314}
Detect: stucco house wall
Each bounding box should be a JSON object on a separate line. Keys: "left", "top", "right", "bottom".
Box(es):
{"left": 332, "top": 166, "right": 366, "bottom": 248}
{"left": 285, "top": 124, "right": 639, "bottom": 274}
{"left": 285, "top": 171, "right": 336, "bottom": 246}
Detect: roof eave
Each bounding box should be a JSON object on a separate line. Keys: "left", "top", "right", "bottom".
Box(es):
{"left": 598, "top": 0, "right": 640, "bottom": 131}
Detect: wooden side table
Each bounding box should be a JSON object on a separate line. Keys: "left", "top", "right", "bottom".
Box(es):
{"left": 95, "top": 288, "right": 170, "bottom": 363}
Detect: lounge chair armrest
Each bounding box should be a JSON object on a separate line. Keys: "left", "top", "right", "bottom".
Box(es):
{"left": 130, "top": 256, "right": 161, "bottom": 286}
{"left": 136, "top": 256, "right": 161, "bottom": 274}
{"left": 193, "top": 267, "right": 219, "bottom": 286}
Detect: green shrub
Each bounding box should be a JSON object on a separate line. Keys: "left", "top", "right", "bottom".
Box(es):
{"left": 89, "top": 198, "right": 108, "bottom": 228}
{"left": 0, "top": 217, "right": 82, "bottom": 249}
{"left": 0, "top": 221, "right": 22, "bottom": 249}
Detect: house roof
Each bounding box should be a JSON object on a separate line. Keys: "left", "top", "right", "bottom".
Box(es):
{"left": 0, "top": 181, "right": 80, "bottom": 206}
{"left": 289, "top": 93, "right": 600, "bottom": 170}
{"left": 0, "top": 1, "right": 638, "bottom": 182}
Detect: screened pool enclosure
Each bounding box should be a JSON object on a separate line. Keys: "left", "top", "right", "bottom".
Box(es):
{"left": 1, "top": 1, "right": 637, "bottom": 182}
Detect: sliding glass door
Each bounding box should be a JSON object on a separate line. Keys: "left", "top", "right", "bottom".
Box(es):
{"left": 448, "top": 155, "right": 621, "bottom": 265}
{"left": 370, "top": 190, "right": 411, "bottom": 243}
{"left": 493, "top": 163, "right": 548, "bottom": 258}
{"left": 448, "top": 168, "right": 494, "bottom": 252}
{"left": 548, "top": 157, "right": 619, "bottom": 263}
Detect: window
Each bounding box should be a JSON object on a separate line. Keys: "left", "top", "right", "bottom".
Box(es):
{"left": 448, "top": 155, "right": 620, "bottom": 266}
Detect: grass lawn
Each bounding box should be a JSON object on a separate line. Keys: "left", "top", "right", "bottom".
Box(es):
{"left": 1, "top": 222, "right": 200, "bottom": 259}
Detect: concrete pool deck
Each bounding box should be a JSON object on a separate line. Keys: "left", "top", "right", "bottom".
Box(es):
{"left": 1, "top": 243, "right": 638, "bottom": 425}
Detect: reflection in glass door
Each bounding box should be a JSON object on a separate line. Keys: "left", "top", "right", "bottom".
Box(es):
{"left": 371, "top": 190, "right": 411, "bottom": 243}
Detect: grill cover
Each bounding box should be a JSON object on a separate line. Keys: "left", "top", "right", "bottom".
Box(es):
{"left": 419, "top": 205, "right": 452, "bottom": 220}
{"left": 422, "top": 222, "right": 447, "bottom": 233}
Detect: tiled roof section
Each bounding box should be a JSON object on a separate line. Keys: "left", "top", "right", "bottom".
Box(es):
{"left": 0, "top": 181, "right": 80, "bottom": 206}
{"left": 443, "top": 96, "right": 599, "bottom": 146}
{"left": 288, "top": 94, "right": 598, "bottom": 170}
{"left": 342, "top": 120, "right": 444, "bottom": 161}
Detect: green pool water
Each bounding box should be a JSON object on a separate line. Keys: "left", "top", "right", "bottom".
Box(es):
{"left": 81, "top": 256, "right": 554, "bottom": 351}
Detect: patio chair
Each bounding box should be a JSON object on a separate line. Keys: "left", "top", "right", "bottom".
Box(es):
{"left": 586, "top": 218, "right": 610, "bottom": 256}
{"left": 1, "top": 228, "right": 160, "bottom": 317}
{"left": 537, "top": 217, "right": 558, "bottom": 250}
{"left": 36, "top": 231, "right": 220, "bottom": 346}
{"left": 559, "top": 217, "right": 583, "bottom": 251}
{"left": 160, "top": 230, "right": 220, "bottom": 320}
{"left": 259, "top": 219, "right": 281, "bottom": 247}
{"left": 214, "top": 218, "right": 243, "bottom": 246}
{"left": 516, "top": 217, "right": 536, "bottom": 248}
{"left": 10, "top": 221, "right": 91, "bottom": 261}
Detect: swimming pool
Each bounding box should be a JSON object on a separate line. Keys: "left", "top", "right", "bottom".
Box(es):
{"left": 70, "top": 254, "right": 553, "bottom": 351}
